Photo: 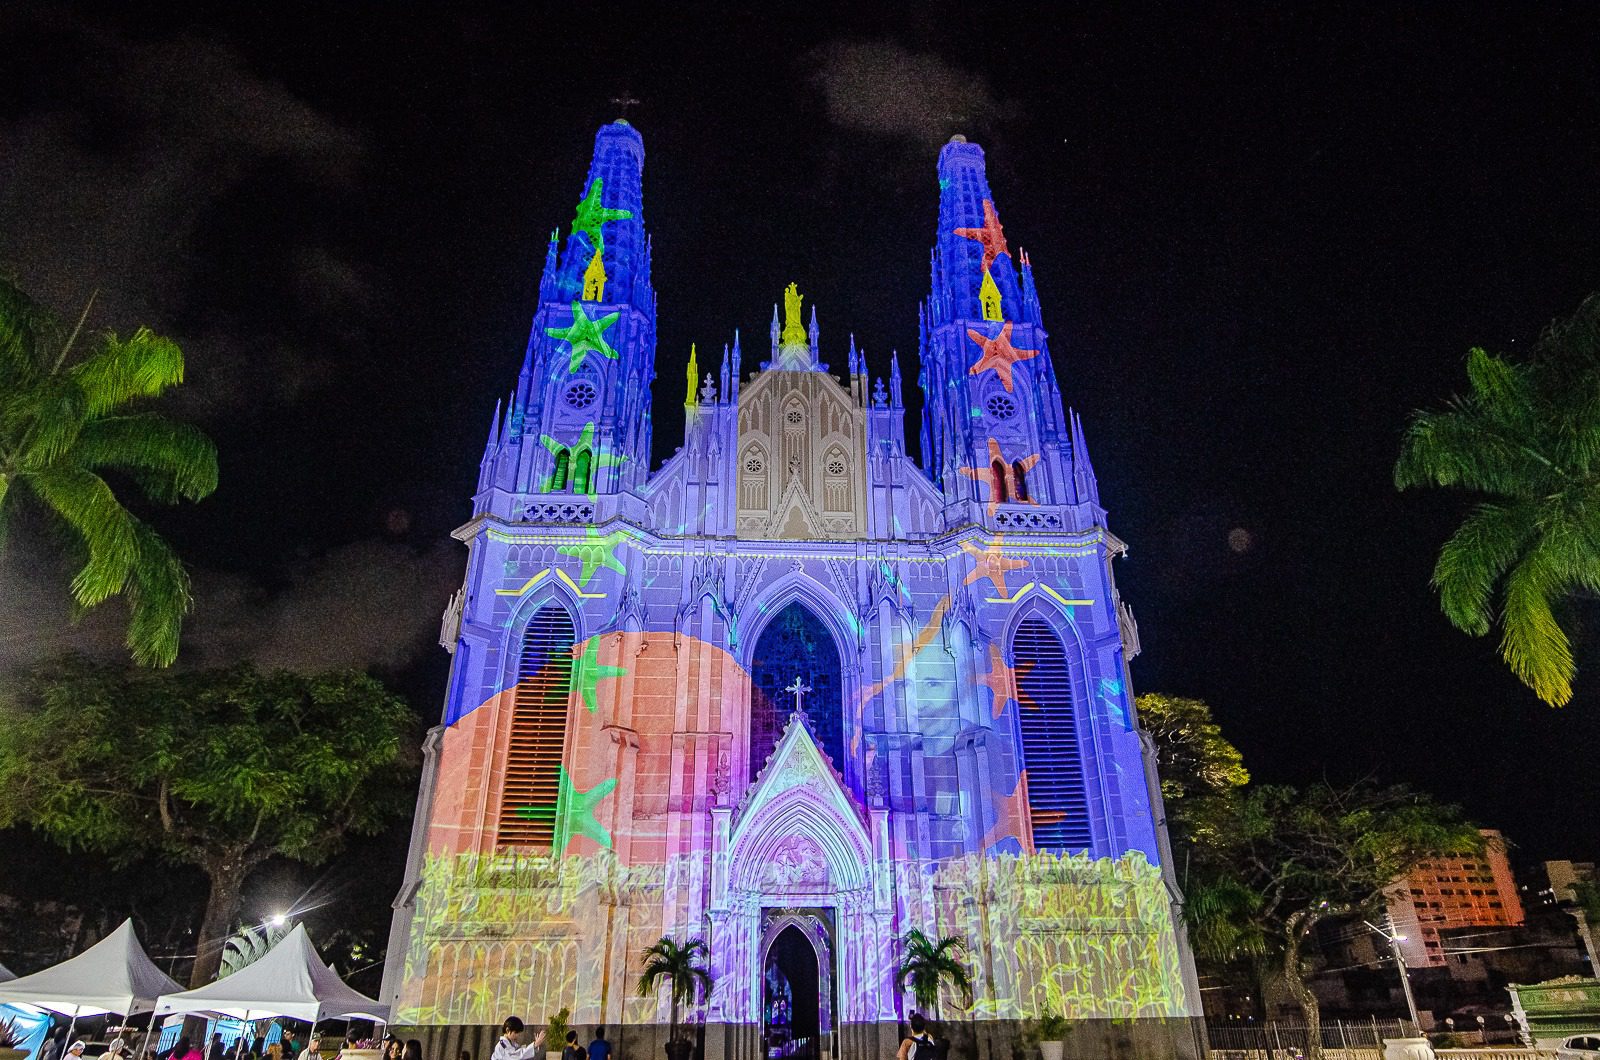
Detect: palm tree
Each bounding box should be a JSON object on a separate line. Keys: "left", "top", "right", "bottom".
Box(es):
{"left": 637, "top": 935, "right": 714, "bottom": 1056}
{"left": 0, "top": 278, "right": 217, "bottom": 666}
{"left": 1396, "top": 292, "right": 1600, "bottom": 706}
{"left": 896, "top": 929, "right": 974, "bottom": 1018}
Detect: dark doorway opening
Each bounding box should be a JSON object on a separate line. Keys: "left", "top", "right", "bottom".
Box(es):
{"left": 763, "top": 925, "right": 820, "bottom": 1060}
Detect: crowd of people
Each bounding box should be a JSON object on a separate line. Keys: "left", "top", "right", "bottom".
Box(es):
{"left": 32, "top": 1013, "right": 944, "bottom": 1060}
{"left": 491, "top": 1017, "right": 609, "bottom": 1060}
{"left": 30, "top": 1028, "right": 433, "bottom": 1060}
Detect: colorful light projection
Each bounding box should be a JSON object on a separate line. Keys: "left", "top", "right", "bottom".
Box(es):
{"left": 389, "top": 122, "right": 1193, "bottom": 1039}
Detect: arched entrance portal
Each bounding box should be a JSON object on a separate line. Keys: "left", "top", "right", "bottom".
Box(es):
{"left": 759, "top": 914, "right": 834, "bottom": 1060}
{"left": 763, "top": 926, "right": 816, "bottom": 1059}
{"left": 749, "top": 603, "right": 844, "bottom": 781}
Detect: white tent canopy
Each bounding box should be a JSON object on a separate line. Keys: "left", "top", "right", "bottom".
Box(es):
{"left": 0, "top": 959, "right": 14, "bottom": 982}
{"left": 155, "top": 924, "right": 386, "bottom": 1023}
{"left": 0, "top": 919, "right": 181, "bottom": 1017}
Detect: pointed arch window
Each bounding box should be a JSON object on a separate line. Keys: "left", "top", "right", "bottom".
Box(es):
{"left": 823, "top": 447, "right": 850, "bottom": 512}
{"left": 1013, "top": 460, "right": 1031, "bottom": 502}
{"left": 498, "top": 605, "right": 577, "bottom": 849}
{"left": 741, "top": 444, "right": 769, "bottom": 511}
{"left": 573, "top": 449, "right": 593, "bottom": 495}
{"left": 1013, "top": 618, "right": 1092, "bottom": 853}
{"left": 991, "top": 459, "right": 1010, "bottom": 504}
{"left": 548, "top": 449, "right": 571, "bottom": 492}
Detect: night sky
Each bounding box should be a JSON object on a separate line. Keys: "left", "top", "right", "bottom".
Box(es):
{"left": 5, "top": 1, "right": 1600, "bottom": 905}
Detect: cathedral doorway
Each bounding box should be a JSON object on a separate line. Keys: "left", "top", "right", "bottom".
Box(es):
{"left": 748, "top": 603, "right": 844, "bottom": 781}
{"left": 760, "top": 915, "right": 833, "bottom": 1060}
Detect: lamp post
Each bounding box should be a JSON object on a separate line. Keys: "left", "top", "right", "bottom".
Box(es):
{"left": 1366, "top": 919, "right": 1422, "bottom": 1030}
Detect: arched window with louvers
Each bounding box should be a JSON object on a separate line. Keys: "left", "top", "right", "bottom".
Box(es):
{"left": 1012, "top": 617, "right": 1093, "bottom": 853}
{"left": 496, "top": 604, "right": 577, "bottom": 849}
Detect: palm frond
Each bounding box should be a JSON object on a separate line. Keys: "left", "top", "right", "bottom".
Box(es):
{"left": 1394, "top": 404, "right": 1545, "bottom": 496}
{"left": 72, "top": 413, "right": 219, "bottom": 503}
{"left": 1499, "top": 547, "right": 1575, "bottom": 707}
{"left": 22, "top": 467, "right": 140, "bottom": 607}
{"left": 71, "top": 328, "right": 185, "bottom": 413}
{"left": 123, "top": 520, "right": 193, "bottom": 667}
{"left": 1431, "top": 502, "right": 1535, "bottom": 635}
{"left": 0, "top": 276, "right": 50, "bottom": 381}
{"left": 8, "top": 375, "right": 88, "bottom": 468}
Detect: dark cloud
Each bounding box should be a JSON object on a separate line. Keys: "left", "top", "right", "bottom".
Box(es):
{"left": 807, "top": 40, "right": 1018, "bottom": 148}
{"left": 0, "top": 10, "right": 369, "bottom": 414}
{"left": 0, "top": 536, "right": 462, "bottom": 675}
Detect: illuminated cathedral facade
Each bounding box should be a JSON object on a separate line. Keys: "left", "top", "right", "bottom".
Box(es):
{"left": 384, "top": 121, "right": 1202, "bottom": 1060}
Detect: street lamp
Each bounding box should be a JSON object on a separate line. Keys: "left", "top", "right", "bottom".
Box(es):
{"left": 1366, "top": 919, "right": 1422, "bottom": 1030}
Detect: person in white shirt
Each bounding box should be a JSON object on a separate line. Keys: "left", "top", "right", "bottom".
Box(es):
{"left": 489, "top": 1019, "right": 544, "bottom": 1060}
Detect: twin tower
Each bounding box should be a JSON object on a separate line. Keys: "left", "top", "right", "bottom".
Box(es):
{"left": 385, "top": 120, "right": 1201, "bottom": 1060}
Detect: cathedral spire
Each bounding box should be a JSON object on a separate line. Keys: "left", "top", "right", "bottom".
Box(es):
{"left": 1069, "top": 408, "right": 1100, "bottom": 507}
{"left": 685, "top": 343, "right": 699, "bottom": 409}
{"left": 931, "top": 136, "right": 1023, "bottom": 327}
{"left": 555, "top": 120, "right": 648, "bottom": 302}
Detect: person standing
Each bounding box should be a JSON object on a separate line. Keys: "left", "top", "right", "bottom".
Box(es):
{"left": 896, "top": 1014, "right": 932, "bottom": 1060}
{"left": 38, "top": 1031, "right": 62, "bottom": 1060}
{"left": 168, "top": 1039, "right": 204, "bottom": 1060}
{"left": 490, "top": 1019, "right": 544, "bottom": 1060}
{"left": 584, "top": 1029, "right": 608, "bottom": 1060}
{"left": 401, "top": 1042, "right": 423, "bottom": 1060}
{"left": 297, "top": 1035, "right": 322, "bottom": 1060}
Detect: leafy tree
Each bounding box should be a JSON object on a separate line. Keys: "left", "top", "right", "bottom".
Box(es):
{"left": 1136, "top": 693, "right": 1250, "bottom": 806}
{"left": 1396, "top": 292, "right": 1600, "bottom": 706}
{"left": 1135, "top": 694, "right": 1268, "bottom": 1013}
{"left": 896, "top": 928, "right": 974, "bottom": 1018}
{"left": 0, "top": 278, "right": 218, "bottom": 667}
{"left": 0, "top": 658, "right": 418, "bottom": 985}
{"left": 1183, "top": 782, "right": 1479, "bottom": 1060}
{"left": 637, "top": 936, "right": 714, "bottom": 1052}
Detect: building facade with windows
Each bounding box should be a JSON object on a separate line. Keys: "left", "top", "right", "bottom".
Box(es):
{"left": 1386, "top": 829, "right": 1526, "bottom": 969}
{"left": 383, "top": 121, "right": 1199, "bottom": 1059}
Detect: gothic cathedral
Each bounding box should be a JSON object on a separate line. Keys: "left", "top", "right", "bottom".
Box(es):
{"left": 384, "top": 121, "right": 1201, "bottom": 1060}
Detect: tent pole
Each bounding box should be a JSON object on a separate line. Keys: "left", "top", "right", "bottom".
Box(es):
{"left": 65, "top": 1005, "right": 80, "bottom": 1053}
{"left": 137, "top": 1014, "right": 157, "bottom": 1060}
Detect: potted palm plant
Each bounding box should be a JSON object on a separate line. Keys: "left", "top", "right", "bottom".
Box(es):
{"left": 896, "top": 929, "right": 974, "bottom": 1024}
{"left": 0, "top": 1018, "right": 29, "bottom": 1060}
{"left": 1028, "top": 1012, "right": 1071, "bottom": 1060}
{"left": 544, "top": 1009, "right": 571, "bottom": 1060}
{"left": 637, "top": 936, "right": 714, "bottom": 1060}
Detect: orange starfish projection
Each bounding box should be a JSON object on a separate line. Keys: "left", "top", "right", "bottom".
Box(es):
{"left": 958, "top": 439, "right": 1041, "bottom": 516}
{"left": 960, "top": 535, "right": 1027, "bottom": 596}
{"left": 977, "top": 641, "right": 1034, "bottom": 718}
{"left": 954, "top": 199, "right": 1008, "bottom": 273}
{"left": 966, "top": 322, "right": 1040, "bottom": 392}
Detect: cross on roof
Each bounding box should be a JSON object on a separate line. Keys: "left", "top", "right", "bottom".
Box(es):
{"left": 784, "top": 676, "right": 811, "bottom": 717}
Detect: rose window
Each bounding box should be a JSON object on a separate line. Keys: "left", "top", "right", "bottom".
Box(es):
{"left": 985, "top": 393, "right": 1018, "bottom": 420}
{"left": 564, "top": 381, "right": 598, "bottom": 410}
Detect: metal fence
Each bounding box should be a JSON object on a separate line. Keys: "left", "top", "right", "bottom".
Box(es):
{"left": 1208, "top": 1019, "right": 1419, "bottom": 1060}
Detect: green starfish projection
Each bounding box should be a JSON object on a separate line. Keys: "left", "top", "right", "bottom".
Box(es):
{"left": 516, "top": 765, "right": 618, "bottom": 853}
{"left": 557, "top": 527, "right": 627, "bottom": 586}
{"left": 539, "top": 425, "right": 626, "bottom": 501}
{"left": 570, "top": 179, "right": 633, "bottom": 256}
{"left": 574, "top": 638, "right": 626, "bottom": 714}
{"left": 545, "top": 302, "right": 620, "bottom": 372}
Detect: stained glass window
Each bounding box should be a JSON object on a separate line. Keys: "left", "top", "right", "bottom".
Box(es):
{"left": 749, "top": 603, "right": 844, "bottom": 782}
